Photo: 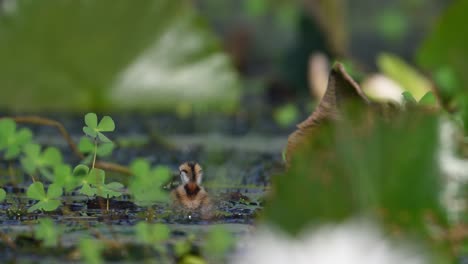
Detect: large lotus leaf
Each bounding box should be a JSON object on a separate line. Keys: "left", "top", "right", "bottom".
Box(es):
{"left": 0, "top": 0, "right": 240, "bottom": 112}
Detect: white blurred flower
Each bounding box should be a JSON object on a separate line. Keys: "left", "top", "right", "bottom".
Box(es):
{"left": 231, "top": 221, "right": 426, "bottom": 264}
{"left": 361, "top": 74, "right": 404, "bottom": 104}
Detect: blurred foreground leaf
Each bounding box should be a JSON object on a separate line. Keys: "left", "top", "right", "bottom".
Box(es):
{"left": 265, "top": 109, "right": 450, "bottom": 260}
{"left": 0, "top": 0, "right": 239, "bottom": 112}
{"left": 377, "top": 53, "right": 431, "bottom": 100}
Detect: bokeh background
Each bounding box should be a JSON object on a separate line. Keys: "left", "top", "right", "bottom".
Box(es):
{"left": 0, "top": 0, "right": 456, "bottom": 116}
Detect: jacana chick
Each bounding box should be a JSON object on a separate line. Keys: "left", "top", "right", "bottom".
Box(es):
{"left": 171, "top": 162, "right": 212, "bottom": 219}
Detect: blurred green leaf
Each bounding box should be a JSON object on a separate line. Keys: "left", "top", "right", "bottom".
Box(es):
{"left": 35, "top": 218, "right": 62, "bottom": 247}
{"left": 85, "top": 113, "right": 98, "bottom": 129}
{"left": 419, "top": 92, "right": 437, "bottom": 107}
{"left": 135, "top": 222, "right": 170, "bottom": 245}
{"left": 402, "top": 91, "right": 417, "bottom": 105}
{"left": 97, "top": 116, "right": 115, "bottom": 132}
{"left": 73, "top": 164, "right": 90, "bottom": 177}
{"left": 21, "top": 144, "right": 63, "bottom": 180}
{"left": 203, "top": 226, "right": 234, "bottom": 258}
{"left": 79, "top": 238, "right": 103, "bottom": 264}
{"left": 130, "top": 159, "right": 151, "bottom": 177}
{"left": 129, "top": 161, "right": 171, "bottom": 206}
{"left": 273, "top": 103, "right": 300, "bottom": 128}
{"left": 264, "top": 109, "right": 448, "bottom": 259}
{"left": 27, "top": 182, "right": 47, "bottom": 200}
{"left": 0, "top": 118, "right": 33, "bottom": 160}
{"left": 376, "top": 9, "right": 408, "bottom": 42}
{"left": 245, "top": 0, "right": 268, "bottom": 17}
{"left": 0, "top": 188, "right": 6, "bottom": 202}
{"left": 27, "top": 182, "right": 62, "bottom": 212}
{"left": 377, "top": 53, "right": 431, "bottom": 100}
{"left": 0, "top": 0, "right": 240, "bottom": 112}
{"left": 53, "top": 164, "right": 80, "bottom": 192}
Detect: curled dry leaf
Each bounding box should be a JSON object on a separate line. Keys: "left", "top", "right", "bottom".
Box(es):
{"left": 285, "top": 63, "right": 369, "bottom": 164}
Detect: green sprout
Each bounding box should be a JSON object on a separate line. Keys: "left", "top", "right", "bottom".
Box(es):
{"left": 0, "top": 118, "right": 33, "bottom": 160}
{"left": 21, "top": 144, "right": 63, "bottom": 181}
{"left": 129, "top": 159, "right": 171, "bottom": 206}
{"left": 27, "top": 182, "right": 62, "bottom": 212}
{"left": 83, "top": 113, "right": 115, "bottom": 143}
{"left": 35, "top": 218, "right": 63, "bottom": 247}
{"left": 0, "top": 188, "right": 6, "bottom": 202}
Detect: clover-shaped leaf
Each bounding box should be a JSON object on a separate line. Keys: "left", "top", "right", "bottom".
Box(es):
{"left": 35, "top": 218, "right": 62, "bottom": 247}
{"left": 0, "top": 188, "right": 6, "bottom": 202}
{"left": 53, "top": 164, "right": 81, "bottom": 192}
{"left": 27, "top": 182, "right": 62, "bottom": 212}
{"left": 129, "top": 162, "right": 171, "bottom": 206}
{"left": 76, "top": 167, "right": 124, "bottom": 198}
{"left": 21, "top": 144, "right": 63, "bottom": 181}
{"left": 130, "top": 159, "right": 151, "bottom": 177}
{"left": 83, "top": 113, "right": 115, "bottom": 143}
{"left": 0, "top": 118, "right": 33, "bottom": 160}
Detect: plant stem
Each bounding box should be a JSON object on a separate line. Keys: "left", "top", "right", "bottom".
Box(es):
{"left": 8, "top": 162, "right": 16, "bottom": 185}
{"left": 92, "top": 139, "right": 97, "bottom": 170}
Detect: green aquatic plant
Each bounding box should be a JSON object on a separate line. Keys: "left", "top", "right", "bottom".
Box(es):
{"left": 129, "top": 159, "right": 171, "bottom": 206}
{"left": 83, "top": 113, "right": 115, "bottom": 143}
{"left": 0, "top": 118, "right": 32, "bottom": 160}
{"left": 21, "top": 144, "right": 63, "bottom": 181}
{"left": 35, "top": 218, "right": 63, "bottom": 247}
{"left": 52, "top": 164, "right": 81, "bottom": 192}
{"left": 74, "top": 165, "right": 123, "bottom": 199}
{"left": 27, "top": 182, "right": 62, "bottom": 212}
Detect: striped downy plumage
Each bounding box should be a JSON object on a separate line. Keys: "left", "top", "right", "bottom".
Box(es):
{"left": 171, "top": 161, "right": 212, "bottom": 219}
